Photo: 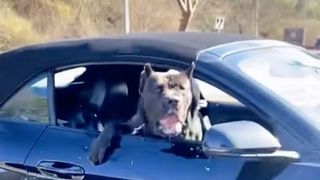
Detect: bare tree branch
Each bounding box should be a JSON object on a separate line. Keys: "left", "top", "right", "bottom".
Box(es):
{"left": 190, "top": 0, "right": 198, "bottom": 13}
{"left": 178, "top": 0, "right": 188, "bottom": 12}
{"left": 177, "top": 0, "right": 199, "bottom": 31}
{"left": 192, "top": 0, "right": 198, "bottom": 7}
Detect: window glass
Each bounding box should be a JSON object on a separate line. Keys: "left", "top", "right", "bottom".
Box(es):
{"left": 224, "top": 47, "right": 320, "bottom": 130}
{"left": 55, "top": 67, "right": 86, "bottom": 87}
{"left": 166, "top": 69, "right": 241, "bottom": 104}
{"left": 0, "top": 74, "right": 49, "bottom": 123}
{"left": 195, "top": 79, "right": 240, "bottom": 104}
{"left": 54, "top": 67, "right": 88, "bottom": 128}
{"left": 225, "top": 48, "right": 320, "bottom": 109}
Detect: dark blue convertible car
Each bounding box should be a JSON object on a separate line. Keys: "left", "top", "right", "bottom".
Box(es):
{"left": 0, "top": 32, "right": 320, "bottom": 179}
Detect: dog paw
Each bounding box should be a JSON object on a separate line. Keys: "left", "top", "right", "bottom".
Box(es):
{"left": 183, "top": 129, "right": 202, "bottom": 142}
{"left": 89, "top": 139, "right": 110, "bottom": 165}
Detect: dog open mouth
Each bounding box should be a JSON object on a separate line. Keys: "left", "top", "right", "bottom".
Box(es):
{"left": 159, "top": 113, "right": 183, "bottom": 137}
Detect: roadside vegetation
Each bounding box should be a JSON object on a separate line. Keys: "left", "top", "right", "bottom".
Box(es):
{"left": 1, "top": 0, "right": 320, "bottom": 51}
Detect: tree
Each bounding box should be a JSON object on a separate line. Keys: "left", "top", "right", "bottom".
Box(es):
{"left": 295, "top": 0, "right": 306, "bottom": 17}
{"left": 130, "top": 0, "right": 179, "bottom": 32}
{"left": 177, "top": 0, "right": 198, "bottom": 31}
{"left": 231, "top": 0, "right": 254, "bottom": 35}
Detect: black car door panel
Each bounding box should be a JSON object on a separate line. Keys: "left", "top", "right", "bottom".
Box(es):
{"left": 25, "top": 126, "right": 146, "bottom": 179}
{"left": 0, "top": 119, "right": 47, "bottom": 179}
{"left": 24, "top": 125, "right": 320, "bottom": 180}
{"left": 25, "top": 126, "right": 246, "bottom": 179}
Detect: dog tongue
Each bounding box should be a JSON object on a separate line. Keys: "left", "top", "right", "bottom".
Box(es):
{"left": 160, "top": 115, "right": 178, "bottom": 126}
{"left": 159, "top": 115, "right": 182, "bottom": 135}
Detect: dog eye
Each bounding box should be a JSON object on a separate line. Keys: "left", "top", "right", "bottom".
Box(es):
{"left": 156, "top": 85, "right": 164, "bottom": 93}
{"left": 179, "top": 84, "right": 186, "bottom": 90}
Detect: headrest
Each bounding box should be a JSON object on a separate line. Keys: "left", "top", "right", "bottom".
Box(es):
{"left": 85, "top": 78, "right": 128, "bottom": 119}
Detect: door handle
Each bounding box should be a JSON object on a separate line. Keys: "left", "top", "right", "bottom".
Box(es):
{"left": 37, "top": 161, "right": 85, "bottom": 180}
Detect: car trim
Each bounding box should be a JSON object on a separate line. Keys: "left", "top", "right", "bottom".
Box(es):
{"left": 219, "top": 45, "right": 304, "bottom": 60}
{"left": 48, "top": 69, "right": 56, "bottom": 125}
{"left": 197, "top": 39, "right": 302, "bottom": 60}
{"left": 0, "top": 162, "right": 27, "bottom": 176}
{"left": 54, "top": 55, "right": 192, "bottom": 72}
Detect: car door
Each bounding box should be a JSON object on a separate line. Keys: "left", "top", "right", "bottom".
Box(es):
{"left": 22, "top": 64, "right": 314, "bottom": 180}
{"left": 25, "top": 128, "right": 249, "bottom": 180}
{"left": 24, "top": 114, "right": 307, "bottom": 180}
{"left": 0, "top": 73, "right": 49, "bottom": 179}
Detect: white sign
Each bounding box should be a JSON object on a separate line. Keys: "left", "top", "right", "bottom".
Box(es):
{"left": 214, "top": 16, "right": 225, "bottom": 32}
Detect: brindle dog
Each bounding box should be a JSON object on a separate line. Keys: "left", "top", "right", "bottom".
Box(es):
{"left": 89, "top": 62, "right": 204, "bottom": 165}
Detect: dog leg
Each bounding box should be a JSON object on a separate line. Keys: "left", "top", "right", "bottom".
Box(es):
{"left": 89, "top": 121, "right": 116, "bottom": 165}
{"left": 89, "top": 100, "right": 145, "bottom": 165}
{"left": 183, "top": 112, "right": 203, "bottom": 141}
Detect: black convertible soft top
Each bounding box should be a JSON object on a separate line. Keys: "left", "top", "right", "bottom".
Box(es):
{"left": 0, "top": 32, "right": 252, "bottom": 104}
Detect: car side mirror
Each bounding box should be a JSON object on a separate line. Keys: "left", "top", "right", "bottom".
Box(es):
{"left": 202, "top": 121, "right": 299, "bottom": 160}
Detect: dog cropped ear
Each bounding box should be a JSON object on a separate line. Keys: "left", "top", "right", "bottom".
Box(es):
{"left": 139, "top": 63, "right": 154, "bottom": 94}
{"left": 143, "top": 63, "right": 153, "bottom": 77}
{"left": 184, "top": 62, "right": 195, "bottom": 79}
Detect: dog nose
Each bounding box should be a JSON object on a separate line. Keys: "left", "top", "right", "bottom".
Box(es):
{"left": 168, "top": 98, "right": 179, "bottom": 106}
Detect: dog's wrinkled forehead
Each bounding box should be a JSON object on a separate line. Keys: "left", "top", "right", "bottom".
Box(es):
{"left": 139, "top": 62, "right": 195, "bottom": 94}
{"left": 150, "top": 71, "right": 190, "bottom": 87}
{"left": 166, "top": 69, "right": 180, "bottom": 75}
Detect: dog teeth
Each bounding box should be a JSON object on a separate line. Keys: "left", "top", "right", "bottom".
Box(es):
{"left": 159, "top": 123, "right": 182, "bottom": 136}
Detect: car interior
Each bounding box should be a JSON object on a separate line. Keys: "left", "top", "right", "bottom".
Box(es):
{"left": 54, "top": 64, "right": 273, "bottom": 135}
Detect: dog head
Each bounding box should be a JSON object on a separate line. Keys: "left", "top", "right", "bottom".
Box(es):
{"left": 139, "top": 63, "right": 195, "bottom": 138}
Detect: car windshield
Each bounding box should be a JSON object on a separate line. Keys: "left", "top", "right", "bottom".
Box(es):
{"left": 223, "top": 47, "right": 320, "bottom": 125}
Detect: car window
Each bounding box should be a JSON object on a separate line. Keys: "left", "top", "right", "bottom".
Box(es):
{"left": 54, "top": 65, "right": 246, "bottom": 131}
{"left": 165, "top": 69, "right": 241, "bottom": 104}
{"left": 0, "top": 74, "right": 49, "bottom": 123}
{"left": 55, "top": 67, "right": 86, "bottom": 87}
{"left": 54, "top": 67, "right": 90, "bottom": 128}
{"left": 195, "top": 79, "right": 240, "bottom": 104}
{"left": 224, "top": 47, "right": 320, "bottom": 130}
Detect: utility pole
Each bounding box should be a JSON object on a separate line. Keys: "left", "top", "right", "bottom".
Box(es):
{"left": 253, "top": 0, "right": 259, "bottom": 37}
{"left": 124, "top": 0, "right": 130, "bottom": 34}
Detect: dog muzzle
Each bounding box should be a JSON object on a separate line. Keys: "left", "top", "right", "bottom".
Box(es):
{"left": 159, "top": 114, "right": 183, "bottom": 136}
